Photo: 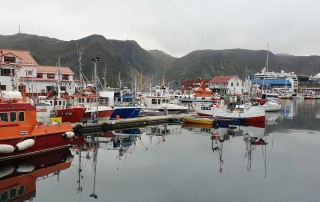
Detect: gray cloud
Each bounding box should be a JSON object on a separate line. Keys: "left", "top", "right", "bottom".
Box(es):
{"left": 3, "top": 0, "right": 320, "bottom": 57}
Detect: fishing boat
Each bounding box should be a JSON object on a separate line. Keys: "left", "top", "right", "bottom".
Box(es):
{"left": 0, "top": 88, "right": 75, "bottom": 161}
{"left": 36, "top": 96, "right": 86, "bottom": 123}
{"left": 72, "top": 86, "right": 114, "bottom": 122}
{"left": 259, "top": 100, "right": 282, "bottom": 112}
{"left": 193, "top": 100, "right": 265, "bottom": 125}
{"left": 140, "top": 95, "right": 188, "bottom": 114}
{"left": 0, "top": 148, "right": 73, "bottom": 201}
{"left": 99, "top": 90, "right": 142, "bottom": 119}
{"left": 182, "top": 116, "right": 214, "bottom": 125}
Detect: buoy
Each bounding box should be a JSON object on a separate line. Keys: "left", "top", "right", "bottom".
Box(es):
{"left": 16, "top": 163, "right": 35, "bottom": 173}
{"left": 116, "top": 115, "right": 120, "bottom": 119}
{"left": 0, "top": 144, "right": 15, "bottom": 154}
{"left": 216, "top": 104, "right": 220, "bottom": 108}
{"left": 63, "top": 131, "right": 75, "bottom": 139}
{"left": 0, "top": 165, "right": 15, "bottom": 178}
{"left": 15, "top": 139, "right": 35, "bottom": 151}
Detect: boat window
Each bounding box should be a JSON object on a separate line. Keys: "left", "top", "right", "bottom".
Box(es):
{"left": 18, "top": 186, "right": 24, "bottom": 196}
{"left": 10, "top": 112, "right": 16, "bottom": 122}
{"left": 0, "top": 112, "right": 8, "bottom": 122}
{"left": 10, "top": 188, "right": 16, "bottom": 199}
{"left": 18, "top": 112, "right": 25, "bottom": 122}
{"left": 157, "top": 99, "right": 161, "bottom": 104}
{"left": 1, "top": 191, "right": 8, "bottom": 201}
{"left": 152, "top": 99, "right": 157, "bottom": 104}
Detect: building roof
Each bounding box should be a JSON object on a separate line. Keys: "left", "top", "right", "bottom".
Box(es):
{"left": 0, "top": 49, "right": 38, "bottom": 65}
{"left": 37, "top": 66, "right": 74, "bottom": 74}
{"left": 208, "top": 76, "right": 237, "bottom": 84}
{"left": 251, "top": 79, "right": 291, "bottom": 86}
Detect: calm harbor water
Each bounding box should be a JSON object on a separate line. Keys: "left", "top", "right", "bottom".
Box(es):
{"left": 2, "top": 99, "right": 320, "bottom": 202}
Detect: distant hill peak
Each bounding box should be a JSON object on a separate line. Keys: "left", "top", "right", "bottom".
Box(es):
{"left": 148, "top": 49, "right": 175, "bottom": 58}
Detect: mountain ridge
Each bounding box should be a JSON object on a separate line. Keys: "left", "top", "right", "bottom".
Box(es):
{"left": 0, "top": 33, "right": 319, "bottom": 86}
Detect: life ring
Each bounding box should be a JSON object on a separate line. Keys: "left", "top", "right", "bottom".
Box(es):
{"left": 244, "top": 103, "right": 251, "bottom": 110}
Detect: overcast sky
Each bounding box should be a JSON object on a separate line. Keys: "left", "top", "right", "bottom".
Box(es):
{"left": 3, "top": 0, "right": 320, "bottom": 57}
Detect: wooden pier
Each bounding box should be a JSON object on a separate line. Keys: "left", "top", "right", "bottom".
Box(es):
{"left": 72, "top": 115, "right": 182, "bottom": 136}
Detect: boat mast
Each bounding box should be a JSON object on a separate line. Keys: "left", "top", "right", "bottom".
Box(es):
{"left": 57, "top": 58, "right": 61, "bottom": 98}
{"left": 103, "top": 66, "right": 107, "bottom": 90}
{"left": 77, "top": 44, "right": 85, "bottom": 89}
{"left": 92, "top": 58, "right": 99, "bottom": 122}
{"left": 220, "top": 60, "right": 224, "bottom": 96}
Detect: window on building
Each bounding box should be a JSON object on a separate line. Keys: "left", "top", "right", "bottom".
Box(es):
{"left": 4, "top": 56, "right": 16, "bottom": 63}
{"left": 1, "top": 69, "right": 13, "bottom": 76}
{"left": 62, "top": 74, "right": 69, "bottom": 80}
{"left": 237, "top": 83, "right": 239, "bottom": 86}
{"left": 231, "top": 83, "right": 233, "bottom": 86}
{"left": 0, "top": 85, "right": 6, "bottom": 90}
{"left": 37, "top": 73, "right": 43, "bottom": 78}
{"left": 47, "top": 74, "right": 55, "bottom": 79}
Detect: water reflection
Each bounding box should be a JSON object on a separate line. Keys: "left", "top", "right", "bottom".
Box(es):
{"left": 144, "top": 124, "right": 182, "bottom": 144}
{"left": 3, "top": 101, "right": 315, "bottom": 202}
{"left": 182, "top": 122, "right": 269, "bottom": 176}
{"left": 0, "top": 149, "right": 73, "bottom": 201}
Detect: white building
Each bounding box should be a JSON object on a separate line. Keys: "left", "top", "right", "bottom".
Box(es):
{"left": 0, "top": 49, "right": 80, "bottom": 95}
{"left": 207, "top": 75, "right": 243, "bottom": 95}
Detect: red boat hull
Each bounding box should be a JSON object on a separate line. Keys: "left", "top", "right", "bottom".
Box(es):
{"left": 54, "top": 107, "right": 86, "bottom": 123}
{"left": 82, "top": 110, "right": 114, "bottom": 120}
{"left": 0, "top": 132, "right": 72, "bottom": 162}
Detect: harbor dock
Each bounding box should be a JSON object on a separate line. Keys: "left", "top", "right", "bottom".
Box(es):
{"left": 72, "top": 115, "right": 182, "bottom": 136}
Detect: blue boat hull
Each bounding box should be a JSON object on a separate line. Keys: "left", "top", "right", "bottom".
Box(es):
{"left": 110, "top": 107, "right": 141, "bottom": 119}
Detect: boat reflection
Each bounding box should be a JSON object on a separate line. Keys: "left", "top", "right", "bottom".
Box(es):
{"left": 144, "top": 124, "right": 182, "bottom": 143}
{"left": 0, "top": 148, "right": 73, "bottom": 201}
{"left": 71, "top": 130, "right": 142, "bottom": 197}
{"left": 182, "top": 123, "right": 269, "bottom": 176}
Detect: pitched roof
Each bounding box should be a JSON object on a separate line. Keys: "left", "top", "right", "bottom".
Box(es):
{"left": 208, "top": 75, "right": 237, "bottom": 83}
{"left": 37, "top": 66, "right": 74, "bottom": 74}
{"left": 0, "top": 49, "right": 38, "bottom": 65}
